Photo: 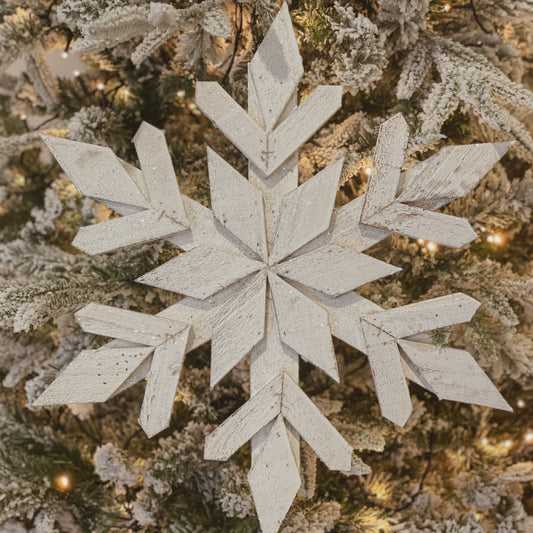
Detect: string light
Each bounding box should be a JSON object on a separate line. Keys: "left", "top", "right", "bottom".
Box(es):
{"left": 20, "top": 113, "right": 27, "bottom": 121}
{"left": 365, "top": 167, "right": 372, "bottom": 176}
{"left": 525, "top": 432, "right": 533, "bottom": 444}
{"left": 56, "top": 473, "right": 71, "bottom": 490}
{"left": 426, "top": 241, "right": 437, "bottom": 252}
{"left": 417, "top": 238, "right": 425, "bottom": 245}
{"left": 444, "top": 2, "right": 452, "bottom": 11}
{"left": 124, "top": 501, "right": 133, "bottom": 510}
{"left": 123, "top": 88, "right": 130, "bottom": 96}
{"left": 61, "top": 51, "right": 69, "bottom": 59}
{"left": 73, "top": 69, "right": 80, "bottom": 77}
{"left": 176, "top": 89, "right": 186, "bottom": 98}
{"left": 487, "top": 233, "right": 504, "bottom": 246}
{"left": 481, "top": 437, "right": 488, "bottom": 445}
{"left": 517, "top": 399, "right": 525, "bottom": 408}
{"left": 503, "top": 439, "right": 513, "bottom": 449}
{"left": 97, "top": 82, "right": 105, "bottom": 91}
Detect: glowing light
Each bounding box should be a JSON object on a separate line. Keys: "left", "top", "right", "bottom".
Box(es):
{"left": 73, "top": 69, "right": 80, "bottom": 77}
{"left": 56, "top": 474, "right": 71, "bottom": 490}
{"left": 188, "top": 102, "right": 197, "bottom": 111}
{"left": 525, "top": 432, "right": 533, "bottom": 444}
{"left": 487, "top": 233, "right": 504, "bottom": 246}
{"left": 97, "top": 82, "right": 105, "bottom": 91}
{"left": 176, "top": 90, "right": 186, "bottom": 98}
{"left": 20, "top": 113, "right": 27, "bottom": 121}
{"left": 481, "top": 437, "right": 488, "bottom": 445}
{"left": 517, "top": 399, "right": 525, "bottom": 408}
{"left": 15, "top": 174, "right": 26, "bottom": 187}
{"left": 417, "top": 238, "right": 425, "bottom": 245}
{"left": 124, "top": 501, "right": 133, "bottom": 510}
{"left": 61, "top": 51, "right": 69, "bottom": 59}
{"left": 503, "top": 439, "right": 513, "bottom": 449}
{"left": 444, "top": 2, "right": 452, "bottom": 11}
{"left": 426, "top": 241, "right": 437, "bottom": 252}
{"left": 365, "top": 167, "right": 372, "bottom": 176}
{"left": 123, "top": 88, "right": 130, "bottom": 96}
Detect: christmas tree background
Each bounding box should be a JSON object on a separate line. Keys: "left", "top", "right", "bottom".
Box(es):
{"left": 0, "top": 1, "right": 532, "bottom": 531}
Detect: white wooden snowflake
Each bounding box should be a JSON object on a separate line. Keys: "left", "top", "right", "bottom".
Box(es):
{"left": 35, "top": 5, "right": 512, "bottom": 532}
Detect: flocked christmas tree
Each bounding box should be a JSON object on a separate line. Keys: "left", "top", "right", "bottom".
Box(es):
{"left": 0, "top": 1, "right": 532, "bottom": 532}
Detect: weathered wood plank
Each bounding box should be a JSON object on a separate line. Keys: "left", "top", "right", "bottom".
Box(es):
{"left": 208, "top": 147, "right": 268, "bottom": 260}
{"left": 41, "top": 135, "right": 149, "bottom": 208}
{"left": 363, "top": 293, "right": 480, "bottom": 339}
{"left": 75, "top": 303, "right": 185, "bottom": 346}
{"left": 274, "top": 243, "right": 400, "bottom": 296}
{"left": 269, "top": 274, "right": 338, "bottom": 382}
{"left": 33, "top": 347, "right": 154, "bottom": 405}
{"left": 247, "top": 415, "right": 301, "bottom": 533}
{"left": 248, "top": 2, "right": 303, "bottom": 132}
{"left": 269, "top": 158, "right": 343, "bottom": 263}
{"left": 281, "top": 373, "right": 353, "bottom": 471}
{"left": 72, "top": 209, "right": 183, "bottom": 255}
{"left": 204, "top": 374, "right": 283, "bottom": 461}
{"left": 211, "top": 273, "right": 267, "bottom": 387}
{"left": 361, "top": 322, "right": 413, "bottom": 427}
{"left": 136, "top": 246, "right": 262, "bottom": 298}
{"left": 133, "top": 121, "right": 188, "bottom": 225}
{"left": 139, "top": 327, "right": 190, "bottom": 437}
{"left": 399, "top": 340, "right": 512, "bottom": 411}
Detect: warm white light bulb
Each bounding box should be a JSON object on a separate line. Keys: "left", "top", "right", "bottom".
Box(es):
{"left": 517, "top": 399, "right": 525, "bottom": 408}
{"left": 503, "top": 439, "right": 513, "bottom": 449}
{"left": 444, "top": 2, "right": 452, "bottom": 11}
{"left": 427, "top": 242, "right": 437, "bottom": 252}
{"left": 487, "top": 235, "right": 494, "bottom": 243}
{"left": 365, "top": 167, "right": 372, "bottom": 176}
{"left": 176, "top": 90, "right": 186, "bottom": 98}
{"left": 97, "top": 82, "right": 105, "bottom": 91}
{"left": 56, "top": 474, "right": 71, "bottom": 489}
{"left": 493, "top": 234, "right": 502, "bottom": 244}
{"left": 73, "top": 69, "right": 80, "bottom": 77}
{"left": 525, "top": 432, "right": 533, "bottom": 444}
{"left": 61, "top": 51, "right": 69, "bottom": 59}
{"left": 417, "top": 238, "right": 425, "bottom": 245}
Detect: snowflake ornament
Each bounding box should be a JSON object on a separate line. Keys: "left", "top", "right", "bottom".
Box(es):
{"left": 36, "top": 5, "right": 512, "bottom": 532}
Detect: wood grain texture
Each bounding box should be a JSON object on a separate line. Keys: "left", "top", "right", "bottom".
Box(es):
{"left": 41, "top": 135, "right": 149, "bottom": 208}
{"left": 248, "top": 2, "right": 303, "bottom": 132}
{"left": 204, "top": 373, "right": 283, "bottom": 461}
{"left": 363, "top": 293, "right": 480, "bottom": 339}
{"left": 208, "top": 147, "right": 268, "bottom": 260}
{"left": 136, "top": 246, "right": 262, "bottom": 298}
{"left": 75, "top": 303, "right": 186, "bottom": 346}
{"left": 269, "top": 158, "right": 343, "bottom": 263}
{"left": 397, "top": 142, "right": 513, "bottom": 209}
{"left": 281, "top": 373, "right": 353, "bottom": 471}
{"left": 33, "top": 347, "right": 154, "bottom": 405}
{"left": 139, "top": 327, "right": 190, "bottom": 437}
{"left": 133, "top": 121, "right": 188, "bottom": 226}
{"left": 363, "top": 113, "right": 409, "bottom": 219}
{"left": 269, "top": 273, "right": 339, "bottom": 382}
{"left": 210, "top": 273, "right": 267, "bottom": 387}
{"left": 247, "top": 415, "right": 301, "bottom": 533}
{"left": 399, "top": 340, "right": 512, "bottom": 411}
{"left": 361, "top": 322, "right": 413, "bottom": 427}
{"left": 274, "top": 243, "right": 400, "bottom": 296}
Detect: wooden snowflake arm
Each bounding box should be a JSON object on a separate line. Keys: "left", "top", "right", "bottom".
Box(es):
{"left": 399, "top": 340, "right": 512, "bottom": 411}
{"left": 207, "top": 148, "right": 268, "bottom": 260}
{"left": 269, "top": 158, "right": 343, "bottom": 263}
{"left": 360, "top": 115, "right": 513, "bottom": 248}
{"left": 210, "top": 273, "right": 267, "bottom": 387}
{"left": 269, "top": 274, "right": 339, "bottom": 382}
{"left": 42, "top": 128, "right": 190, "bottom": 254}
{"left": 136, "top": 246, "right": 263, "bottom": 298}
{"left": 274, "top": 243, "right": 400, "bottom": 296}
{"left": 247, "top": 2, "right": 303, "bottom": 132}
{"left": 33, "top": 347, "right": 155, "bottom": 406}
{"left": 133, "top": 122, "right": 188, "bottom": 226}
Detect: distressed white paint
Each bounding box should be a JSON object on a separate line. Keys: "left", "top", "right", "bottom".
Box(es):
{"left": 399, "top": 340, "right": 512, "bottom": 411}
{"left": 133, "top": 121, "right": 188, "bottom": 225}
{"left": 208, "top": 147, "right": 268, "bottom": 260}
{"left": 139, "top": 327, "right": 190, "bottom": 438}
{"left": 274, "top": 243, "right": 400, "bottom": 296}
{"left": 247, "top": 415, "right": 301, "bottom": 533}
{"left": 136, "top": 246, "right": 262, "bottom": 298}
{"left": 210, "top": 273, "right": 267, "bottom": 387}
{"left": 361, "top": 321, "right": 413, "bottom": 427}
{"left": 269, "top": 273, "right": 339, "bottom": 382}
{"left": 269, "top": 158, "right": 343, "bottom": 263}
